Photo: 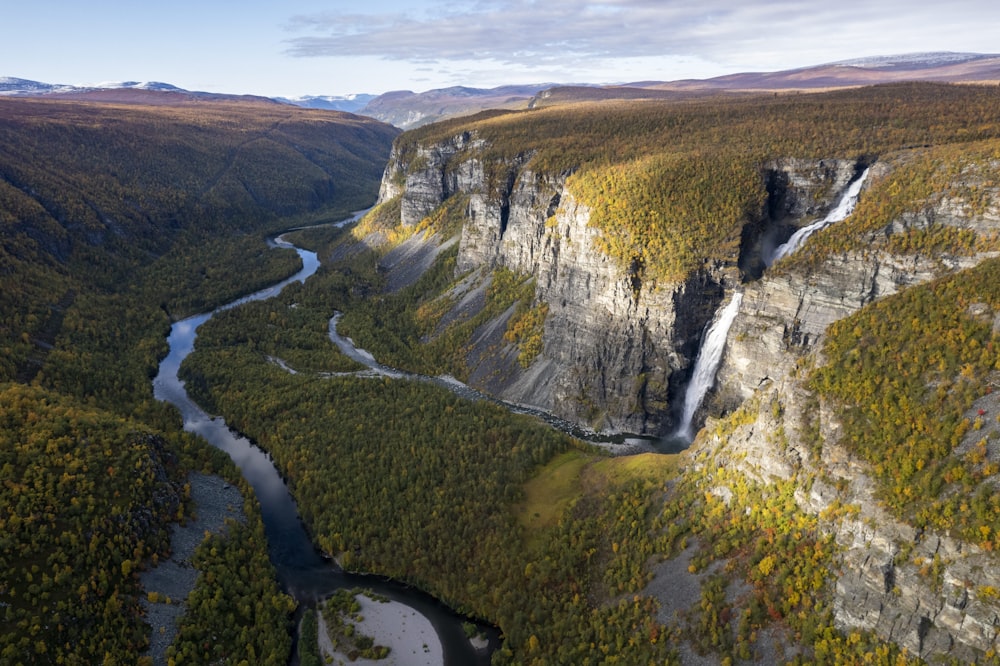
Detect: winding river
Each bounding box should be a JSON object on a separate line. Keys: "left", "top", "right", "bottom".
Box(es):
{"left": 152, "top": 221, "right": 496, "bottom": 665}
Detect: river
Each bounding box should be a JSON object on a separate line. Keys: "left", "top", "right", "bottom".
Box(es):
{"left": 152, "top": 219, "right": 497, "bottom": 665}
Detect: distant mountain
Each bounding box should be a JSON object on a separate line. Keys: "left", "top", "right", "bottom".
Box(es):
{"left": 0, "top": 76, "right": 546, "bottom": 127}
{"left": 0, "top": 76, "right": 76, "bottom": 95}
{"left": 0, "top": 77, "right": 284, "bottom": 106}
{"left": 831, "top": 51, "right": 997, "bottom": 69}
{"left": 6, "top": 53, "right": 1000, "bottom": 129}
{"left": 0, "top": 77, "right": 186, "bottom": 96}
{"left": 517, "top": 52, "right": 1000, "bottom": 113}
{"left": 337, "top": 52, "right": 1000, "bottom": 129}
{"left": 632, "top": 51, "right": 1000, "bottom": 93}
{"left": 278, "top": 93, "right": 377, "bottom": 113}
{"left": 354, "top": 84, "right": 557, "bottom": 129}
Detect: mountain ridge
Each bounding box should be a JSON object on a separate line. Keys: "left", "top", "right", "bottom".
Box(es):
{"left": 6, "top": 51, "right": 999, "bottom": 128}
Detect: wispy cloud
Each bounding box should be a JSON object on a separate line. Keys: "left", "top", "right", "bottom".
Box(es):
{"left": 284, "top": 0, "right": 1000, "bottom": 72}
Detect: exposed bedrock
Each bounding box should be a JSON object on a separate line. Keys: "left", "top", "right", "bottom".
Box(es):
{"left": 716, "top": 160, "right": 994, "bottom": 412}
{"left": 376, "top": 131, "right": 1000, "bottom": 661}
{"left": 376, "top": 138, "right": 871, "bottom": 434}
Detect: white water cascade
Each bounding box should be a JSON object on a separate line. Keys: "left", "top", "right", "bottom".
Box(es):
{"left": 671, "top": 166, "right": 869, "bottom": 444}
{"left": 767, "top": 167, "right": 870, "bottom": 265}
{"left": 676, "top": 291, "right": 743, "bottom": 441}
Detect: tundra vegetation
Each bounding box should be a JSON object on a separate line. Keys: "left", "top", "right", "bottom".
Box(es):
{"left": 4, "top": 83, "right": 1000, "bottom": 664}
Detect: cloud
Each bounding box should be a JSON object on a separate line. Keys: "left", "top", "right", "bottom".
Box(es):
{"left": 285, "top": 1, "right": 739, "bottom": 62}
{"left": 283, "top": 0, "right": 1000, "bottom": 74}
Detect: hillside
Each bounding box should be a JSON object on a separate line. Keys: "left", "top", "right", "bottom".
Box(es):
{"left": 174, "top": 81, "right": 1000, "bottom": 663}
{"left": 0, "top": 96, "right": 398, "bottom": 663}
{"left": 0, "top": 96, "right": 399, "bottom": 384}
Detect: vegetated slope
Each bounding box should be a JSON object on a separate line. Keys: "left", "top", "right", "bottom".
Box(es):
{"left": 0, "top": 384, "right": 295, "bottom": 665}
{"left": 0, "top": 96, "right": 399, "bottom": 392}
{"left": 0, "top": 96, "right": 398, "bottom": 663}
{"left": 0, "top": 96, "right": 397, "bottom": 272}
{"left": 334, "top": 83, "right": 1000, "bottom": 436}
{"left": 231, "top": 82, "right": 1000, "bottom": 662}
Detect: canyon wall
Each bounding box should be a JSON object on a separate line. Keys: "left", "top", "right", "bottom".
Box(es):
{"left": 379, "top": 134, "right": 729, "bottom": 433}
{"left": 704, "top": 171, "right": 1000, "bottom": 661}
{"left": 373, "top": 129, "right": 1000, "bottom": 661}
{"left": 376, "top": 140, "right": 863, "bottom": 434}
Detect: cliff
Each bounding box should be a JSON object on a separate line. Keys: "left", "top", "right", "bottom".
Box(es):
{"left": 367, "top": 124, "right": 1000, "bottom": 661}
{"left": 374, "top": 137, "right": 867, "bottom": 435}
{"left": 707, "top": 156, "right": 1000, "bottom": 661}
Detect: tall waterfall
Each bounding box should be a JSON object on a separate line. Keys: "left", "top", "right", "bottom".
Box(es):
{"left": 670, "top": 167, "right": 869, "bottom": 444}
{"left": 676, "top": 292, "right": 743, "bottom": 441}
{"left": 767, "top": 167, "right": 871, "bottom": 265}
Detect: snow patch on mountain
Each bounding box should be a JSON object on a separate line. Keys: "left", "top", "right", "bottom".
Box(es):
{"left": 0, "top": 77, "right": 70, "bottom": 95}
{"left": 277, "top": 93, "right": 376, "bottom": 113}
{"left": 0, "top": 78, "right": 185, "bottom": 96}
{"left": 91, "top": 81, "right": 184, "bottom": 92}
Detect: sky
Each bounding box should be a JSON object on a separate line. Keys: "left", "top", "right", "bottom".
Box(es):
{"left": 4, "top": 0, "right": 999, "bottom": 99}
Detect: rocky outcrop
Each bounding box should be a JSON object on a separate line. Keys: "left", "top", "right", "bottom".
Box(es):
{"left": 715, "top": 249, "right": 937, "bottom": 409}
{"left": 377, "top": 131, "right": 488, "bottom": 228}
{"left": 379, "top": 138, "right": 742, "bottom": 433}
{"left": 704, "top": 372, "right": 1000, "bottom": 663}
{"left": 375, "top": 137, "right": 871, "bottom": 434}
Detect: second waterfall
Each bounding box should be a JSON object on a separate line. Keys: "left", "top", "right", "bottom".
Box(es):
{"left": 675, "top": 292, "right": 743, "bottom": 441}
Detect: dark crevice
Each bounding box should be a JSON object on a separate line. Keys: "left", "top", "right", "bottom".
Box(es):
{"left": 738, "top": 167, "right": 797, "bottom": 282}
{"left": 628, "top": 254, "right": 643, "bottom": 301}
{"left": 545, "top": 192, "right": 561, "bottom": 219}
{"left": 499, "top": 199, "right": 510, "bottom": 239}
{"left": 664, "top": 271, "right": 726, "bottom": 433}
{"left": 496, "top": 169, "right": 518, "bottom": 240}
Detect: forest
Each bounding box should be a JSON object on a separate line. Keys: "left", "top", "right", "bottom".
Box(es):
{"left": 4, "top": 81, "right": 1000, "bottom": 664}
{"left": 0, "top": 96, "right": 397, "bottom": 663}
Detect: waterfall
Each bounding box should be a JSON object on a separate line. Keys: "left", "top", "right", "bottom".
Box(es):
{"left": 669, "top": 168, "right": 869, "bottom": 445}
{"left": 767, "top": 167, "right": 871, "bottom": 265}
{"left": 676, "top": 292, "right": 743, "bottom": 441}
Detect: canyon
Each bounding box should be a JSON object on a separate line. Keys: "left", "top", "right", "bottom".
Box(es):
{"left": 367, "top": 129, "right": 1000, "bottom": 661}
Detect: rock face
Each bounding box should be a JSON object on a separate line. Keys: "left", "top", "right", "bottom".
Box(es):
{"left": 375, "top": 129, "right": 1000, "bottom": 661}
{"left": 716, "top": 162, "right": 994, "bottom": 410}
{"left": 380, "top": 137, "right": 746, "bottom": 433}
{"left": 710, "top": 372, "right": 1000, "bottom": 663}
{"left": 376, "top": 137, "right": 871, "bottom": 435}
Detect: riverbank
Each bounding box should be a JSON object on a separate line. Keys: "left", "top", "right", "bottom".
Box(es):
{"left": 316, "top": 591, "right": 444, "bottom": 666}
{"left": 152, "top": 229, "right": 494, "bottom": 665}
{"left": 140, "top": 473, "right": 246, "bottom": 665}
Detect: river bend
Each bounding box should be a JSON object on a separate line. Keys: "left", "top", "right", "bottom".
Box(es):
{"left": 152, "top": 223, "right": 495, "bottom": 665}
